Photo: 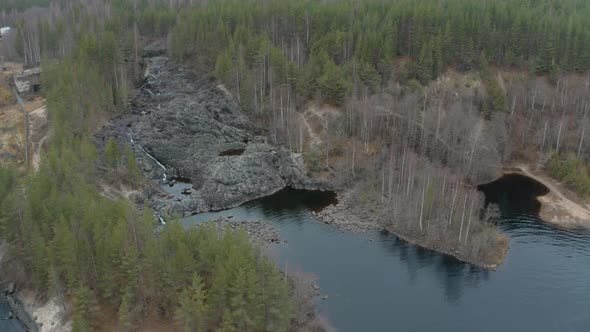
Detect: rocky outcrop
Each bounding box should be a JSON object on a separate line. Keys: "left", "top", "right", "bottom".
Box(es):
{"left": 207, "top": 217, "right": 282, "bottom": 246}
{"left": 100, "top": 55, "right": 327, "bottom": 217}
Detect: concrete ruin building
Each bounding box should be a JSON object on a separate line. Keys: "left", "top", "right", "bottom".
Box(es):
{"left": 13, "top": 67, "right": 42, "bottom": 97}
{"left": 0, "top": 27, "right": 10, "bottom": 37}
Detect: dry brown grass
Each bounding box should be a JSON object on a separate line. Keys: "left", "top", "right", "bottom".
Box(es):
{"left": 0, "top": 84, "right": 14, "bottom": 107}
{"left": 0, "top": 103, "right": 24, "bottom": 165}
{"left": 0, "top": 95, "right": 45, "bottom": 168}
{"left": 486, "top": 233, "right": 510, "bottom": 268}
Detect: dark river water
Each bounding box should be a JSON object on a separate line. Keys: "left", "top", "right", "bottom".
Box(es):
{"left": 0, "top": 296, "right": 25, "bottom": 332}
{"left": 3, "top": 173, "right": 589, "bottom": 331}
{"left": 177, "top": 176, "right": 590, "bottom": 332}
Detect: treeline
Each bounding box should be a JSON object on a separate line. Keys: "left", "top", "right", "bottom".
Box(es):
{"left": 548, "top": 153, "right": 590, "bottom": 198}
{"left": 166, "top": 0, "right": 590, "bottom": 185}
{"left": 0, "top": 158, "right": 292, "bottom": 330}
{"left": 170, "top": 0, "right": 590, "bottom": 109}
{"left": 0, "top": 3, "right": 294, "bottom": 331}
{"left": 0, "top": 0, "right": 50, "bottom": 13}
{"left": 9, "top": 0, "right": 590, "bottom": 105}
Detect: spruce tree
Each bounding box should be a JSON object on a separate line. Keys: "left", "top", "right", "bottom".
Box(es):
{"left": 104, "top": 137, "right": 119, "bottom": 171}
{"left": 176, "top": 273, "right": 209, "bottom": 332}
{"left": 318, "top": 58, "right": 350, "bottom": 105}
{"left": 417, "top": 41, "right": 433, "bottom": 83}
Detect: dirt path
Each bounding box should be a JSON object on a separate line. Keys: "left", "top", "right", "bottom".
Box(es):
{"left": 29, "top": 105, "right": 48, "bottom": 171}
{"left": 508, "top": 165, "right": 590, "bottom": 226}
{"left": 301, "top": 104, "right": 340, "bottom": 149}
{"left": 20, "top": 291, "right": 71, "bottom": 332}
{"left": 301, "top": 112, "right": 322, "bottom": 147}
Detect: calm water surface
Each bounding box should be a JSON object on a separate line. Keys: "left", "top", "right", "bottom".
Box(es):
{"left": 3, "top": 176, "right": 586, "bottom": 331}
{"left": 0, "top": 296, "right": 25, "bottom": 332}
{"left": 181, "top": 179, "right": 590, "bottom": 331}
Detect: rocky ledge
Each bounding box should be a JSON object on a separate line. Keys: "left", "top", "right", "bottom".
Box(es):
{"left": 207, "top": 217, "right": 283, "bottom": 247}
{"left": 0, "top": 284, "right": 38, "bottom": 332}
{"left": 99, "top": 55, "right": 328, "bottom": 218}
{"left": 315, "top": 190, "right": 380, "bottom": 233}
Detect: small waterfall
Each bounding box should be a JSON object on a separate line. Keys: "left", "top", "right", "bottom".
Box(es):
{"left": 128, "top": 134, "right": 167, "bottom": 226}
{"left": 130, "top": 134, "right": 167, "bottom": 182}
{"left": 155, "top": 212, "right": 166, "bottom": 225}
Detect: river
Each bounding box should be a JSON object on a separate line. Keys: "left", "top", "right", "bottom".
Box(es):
{"left": 175, "top": 178, "right": 590, "bottom": 332}
{"left": 4, "top": 173, "right": 586, "bottom": 332}
{"left": 0, "top": 296, "right": 25, "bottom": 332}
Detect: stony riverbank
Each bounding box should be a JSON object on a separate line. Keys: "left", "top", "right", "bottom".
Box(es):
{"left": 315, "top": 190, "right": 508, "bottom": 270}
{"left": 1, "top": 240, "right": 65, "bottom": 332}
{"left": 315, "top": 190, "right": 381, "bottom": 233}
{"left": 199, "top": 217, "right": 331, "bottom": 331}
{"left": 0, "top": 291, "right": 36, "bottom": 332}
{"left": 206, "top": 216, "right": 283, "bottom": 246}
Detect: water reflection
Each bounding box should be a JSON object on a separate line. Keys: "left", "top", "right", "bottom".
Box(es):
{"left": 176, "top": 184, "right": 590, "bottom": 332}
{"left": 478, "top": 173, "right": 549, "bottom": 215}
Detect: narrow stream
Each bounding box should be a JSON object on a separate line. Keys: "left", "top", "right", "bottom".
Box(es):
{"left": 175, "top": 177, "right": 590, "bottom": 332}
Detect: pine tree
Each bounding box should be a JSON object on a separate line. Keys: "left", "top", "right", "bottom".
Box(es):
{"left": 176, "top": 273, "right": 209, "bottom": 332}
{"left": 358, "top": 60, "right": 382, "bottom": 93}
{"left": 417, "top": 40, "right": 433, "bottom": 83}
{"left": 537, "top": 26, "right": 557, "bottom": 73}
{"left": 118, "top": 287, "right": 134, "bottom": 332}
{"left": 104, "top": 137, "right": 119, "bottom": 170}
{"left": 318, "top": 57, "right": 350, "bottom": 105}
{"left": 480, "top": 50, "right": 489, "bottom": 75}
{"left": 124, "top": 144, "right": 140, "bottom": 183}
{"left": 218, "top": 311, "right": 237, "bottom": 332}
{"left": 258, "top": 259, "right": 292, "bottom": 332}
{"left": 228, "top": 267, "right": 259, "bottom": 331}
{"left": 214, "top": 52, "right": 232, "bottom": 85}
{"left": 72, "top": 286, "right": 97, "bottom": 332}
{"left": 52, "top": 217, "right": 78, "bottom": 288}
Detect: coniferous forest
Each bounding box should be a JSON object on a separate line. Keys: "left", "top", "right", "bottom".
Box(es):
{"left": 1, "top": 0, "right": 590, "bottom": 331}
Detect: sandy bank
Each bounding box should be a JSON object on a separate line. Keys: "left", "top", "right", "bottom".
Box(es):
{"left": 505, "top": 165, "right": 590, "bottom": 227}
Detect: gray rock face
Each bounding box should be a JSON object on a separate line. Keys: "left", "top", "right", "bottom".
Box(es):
{"left": 124, "top": 56, "right": 326, "bottom": 216}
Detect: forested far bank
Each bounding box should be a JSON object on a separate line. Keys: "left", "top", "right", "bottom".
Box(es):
{"left": 0, "top": 2, "right": 297, "bottom": 331}
{"left": 2, "top": 0, "right": 590, "bottom": 329}
{"left": 165, "top": 0, "right": 590, "bottom": 183}
{"left": 163, "top": 0, "right": 590, "bottom": 261}
{"left": 170, "top": 0, "right": 590, "bottom": 107}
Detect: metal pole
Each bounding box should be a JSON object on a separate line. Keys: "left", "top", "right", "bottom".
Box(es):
{"left": 13, "top": 88, "right": 28, "bottom": 171}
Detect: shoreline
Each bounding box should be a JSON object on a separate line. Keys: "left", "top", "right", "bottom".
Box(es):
{"left": 0, "top": 244, "right": 37, "bottom": 332}
{"left": 204, "top": 217, "right": 331, "bottom": 331}
{"left": 316, "top": 190, "right": 508, "bottom": 270}
{"left": 384, "top": 225, "right": 508, "bottom": 270}
{"left": 150, "top": 180, "right": 334, "bottom": 220}
{"left": 503, "top": 165, "right": 590, "bottom": 227}
{"left": 3, "top": 292, "right": 37, "bottom": 332}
